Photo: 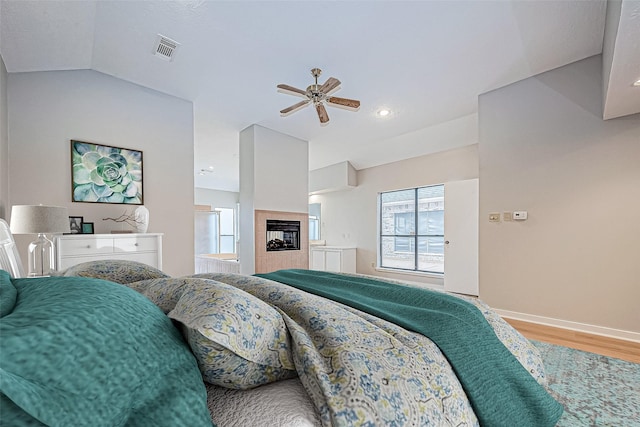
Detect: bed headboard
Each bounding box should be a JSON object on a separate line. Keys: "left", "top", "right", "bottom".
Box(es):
{"left": 0, "top": 219, "right": 25, "bottom": 278}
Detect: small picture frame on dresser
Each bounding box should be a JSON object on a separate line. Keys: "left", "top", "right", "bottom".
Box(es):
{"left": 81, "top": 222, "right": 94, "bottom": 234}
{"left": 67, "top": 216, "right": 83, "bottom": 234}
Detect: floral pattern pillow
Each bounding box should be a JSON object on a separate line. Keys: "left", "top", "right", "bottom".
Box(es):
{"left": 158, "top": 279, "right": 297, "bottom": 389}
{"left": 62, "top": 260, "right": 169, "bottom": 284}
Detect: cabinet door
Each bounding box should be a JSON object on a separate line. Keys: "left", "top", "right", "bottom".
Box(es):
{"left": 311, "top": 250, "right": 325, "bottom": 270}
{"left": 324, "top": 251, "right": 342, "bottom": 272}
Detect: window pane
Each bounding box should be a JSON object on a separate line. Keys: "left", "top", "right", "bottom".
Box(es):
{"left": 417, "top": 236, "right": 444, "bottom": 273}
{"left": 219, "top": 208, "right": 234, "bottom": 235}
{"left": 381, "top": 189, "right": 415, "bottom": 236}
{"left": 220, "top": 235, "right": 235, "bottom": 253}
{"left": 417, "top": 185, "right": 444, "bottom": 235}
{"left": 381, "top": 236, "right": 415, "bottom": 270}
{"left": 309, "top": 217, "right": 319, "bottom": 240}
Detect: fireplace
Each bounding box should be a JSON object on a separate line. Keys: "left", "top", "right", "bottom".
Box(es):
{"left": 266, "top": 219, "right": 300, "bottom": 251}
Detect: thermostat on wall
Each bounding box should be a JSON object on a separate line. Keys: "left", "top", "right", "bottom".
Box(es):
{"left": 513, "top": 211, "right": 528, "bottom": 220}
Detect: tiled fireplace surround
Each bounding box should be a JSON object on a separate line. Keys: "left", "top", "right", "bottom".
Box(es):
{"left": 254, "top": 209, "right": 309, "bottom": 274}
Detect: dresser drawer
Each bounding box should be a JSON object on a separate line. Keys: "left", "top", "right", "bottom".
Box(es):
{"left": 55, "top": 233, "right": 163, "bottom": 271}
{"left": 113, "top": 237, "right": 157, "bottom": 253}
{"left": 58, "top": 237, "right": 114, "bottom": 256}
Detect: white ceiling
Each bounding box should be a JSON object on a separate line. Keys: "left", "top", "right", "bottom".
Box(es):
{"left": 1, "top": 0, "right": 638, "bottom": 192}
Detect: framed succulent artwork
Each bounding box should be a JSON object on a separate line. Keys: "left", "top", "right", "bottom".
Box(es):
{"left": 70, "top": 140, "right": 143, "bottom": 205}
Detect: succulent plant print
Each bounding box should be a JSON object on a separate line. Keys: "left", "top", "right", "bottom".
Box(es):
{"left": 71, "top": 141, "right": 143, "bottom": 204}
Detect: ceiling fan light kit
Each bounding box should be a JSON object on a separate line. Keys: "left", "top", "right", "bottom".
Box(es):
{"left": 277, "top": 68, "right": 361, "bottom": 125}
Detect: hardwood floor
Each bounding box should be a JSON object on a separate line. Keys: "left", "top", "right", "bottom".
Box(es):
{"left": 504, "top": 318, "right": 640, "bottom": 364}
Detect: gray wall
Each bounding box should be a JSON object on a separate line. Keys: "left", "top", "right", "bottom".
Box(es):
{"left": 312, "top": 144, "right": 478, "bottom": 287}
{"left": 479, "top": 55, "right": 640, "bottom": 333}
{"left": 7, "top": 70, "right": 195, "bottom": 276}
{"left": 0, "top": 54, "right": 8, "bottom": 220}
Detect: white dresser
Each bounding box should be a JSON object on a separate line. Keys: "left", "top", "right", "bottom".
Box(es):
{"left": 310, "top": 246, "right": 356, "bottom": 273}
{"left": 55, "top": 233, "right": 163, "bottom": 270}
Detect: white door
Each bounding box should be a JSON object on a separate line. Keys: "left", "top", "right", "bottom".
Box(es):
{"left": 444, "top": 179, "right": 479, "bottom": 295}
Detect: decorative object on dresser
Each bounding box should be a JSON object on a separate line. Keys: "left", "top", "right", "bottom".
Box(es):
{"left": 103, "top": 209, "right": 147, "bottom": 232}
{"left": 134, "top": 205, "right": 150, "bottom": 233}
{"left": 67, "top": 215, "right": 83, "bottom": 234}
{"left": 81, "top": 222, "right": 94, "bottom": 234}
{"left": 70, "top": 140, "right": 143, "bottom": 205}
{"left": 9, "top": 205, "right": 70, "bottom": 277}
{"left": 54, "top": 233, "right": 163, "bottom": 270}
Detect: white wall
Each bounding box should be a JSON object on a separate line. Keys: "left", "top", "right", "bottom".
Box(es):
{"left": 479, "top": 55, "right": 640, "bottom": 333}
{"left": 7, "top": 70, "right": 195, "bottom": 276}
{"left": 195, "top": 188, "right": 239, "bottom": 209}
{"left": 312, "top": 144, "right": 478, "bottom": 287}
{"left": 239, "top": 125, "right": 309, "bottom": 274}
{"left": 0, "top": 54, "right": 8, "bottom": 221}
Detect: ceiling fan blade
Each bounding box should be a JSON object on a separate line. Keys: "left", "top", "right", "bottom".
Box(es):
{"left": 320, "top": 77, "right": 341, "bottom": 95}
{"left": 326, "top": 96, "right": 361, "bottom": 111}
{"left": 316, "top": 103, "right": 329, "bottom": 124}
{"left": 280, "top": 99, "right": 311, "bottom": 116}
{"left": 277, "top": 84, "right": 308, "bottom": 98}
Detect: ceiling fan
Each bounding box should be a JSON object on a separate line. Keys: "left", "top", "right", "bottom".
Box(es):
{"left": 277, "top": 68, "right": 360, "bottom": 125}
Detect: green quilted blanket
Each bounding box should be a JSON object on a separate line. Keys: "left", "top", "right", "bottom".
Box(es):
{"left": 257, "top": 269, "right": 564, "bottom": 427}
{"left": 0, "top": 270, "right": 213, "bottom": 427}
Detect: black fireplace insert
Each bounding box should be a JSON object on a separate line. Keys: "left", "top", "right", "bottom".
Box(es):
{"left": 266, "top": 220, "right": 300, "bottom": 251}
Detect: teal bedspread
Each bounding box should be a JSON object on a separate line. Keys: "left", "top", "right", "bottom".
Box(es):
{"left": 0, "top": 270, "right": 212, "bottom": 427}
{"left": 257, "top": 269, "right": 563, "bottom": 427}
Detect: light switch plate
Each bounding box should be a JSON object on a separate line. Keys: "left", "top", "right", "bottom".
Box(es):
{"left": 513, "top": 211, "right": 528, "bottom": 220}
{"left": 503, "top": 211, "right": 513, "bottom": 221}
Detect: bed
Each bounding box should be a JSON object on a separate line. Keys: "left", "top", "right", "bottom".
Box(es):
{"left": 0, "top": 221, "right": 563, "bottom": 426}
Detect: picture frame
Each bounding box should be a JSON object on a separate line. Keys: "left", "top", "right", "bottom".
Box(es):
{"left": 68, "top": 216, "right": 84, "bottom": 235}
{"left": 71, "top": 140, "right": 143, "bottom": 205}
{"left": 81, "top": 222, "right": 94, "bottom": 234}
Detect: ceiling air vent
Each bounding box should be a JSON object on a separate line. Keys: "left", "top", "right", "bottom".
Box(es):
{"left": 153, "top": 34, "right": 180, "bottom": 62}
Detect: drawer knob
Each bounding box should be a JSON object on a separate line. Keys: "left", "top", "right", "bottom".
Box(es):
{"left": 86, "top": 245, "right": 91, "bottom": 249}
{"left": 134, "top": 243, "right": 139, "bottom": 246}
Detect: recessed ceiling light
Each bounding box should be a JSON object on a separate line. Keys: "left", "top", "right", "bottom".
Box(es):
{"left": 633, "top": 79, "right": 640, "bottom": 87}
{"left": 377, "top": 108, "right": 391, "bottom": 117}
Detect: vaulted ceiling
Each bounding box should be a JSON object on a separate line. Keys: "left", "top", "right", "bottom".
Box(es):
{"left": 1, "top": 1, "right": 638, "bottom": 191}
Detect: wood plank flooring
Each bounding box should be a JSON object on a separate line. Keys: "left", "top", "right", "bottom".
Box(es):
{"left": 504, "top": 318, "right": 640, "bottom": 364}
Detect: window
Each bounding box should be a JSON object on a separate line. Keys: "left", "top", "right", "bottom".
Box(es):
{"left": 194, "top": 207, "right": 236, "bottom": 256}
{"left": 309, "top": 215, "right": 320, "bottom": 240}
{"left": 379, "top": 185, "right": 444, "bottom": 274}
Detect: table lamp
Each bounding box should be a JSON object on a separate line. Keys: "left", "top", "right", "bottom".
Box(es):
{"left": 10, "top": 205, "right": 70, "bottom": 277}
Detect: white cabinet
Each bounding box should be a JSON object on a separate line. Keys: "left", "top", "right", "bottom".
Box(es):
{"left": 310, "top": 246, "right": 356, "bottom": 273}
{"left": 54, "top": 233, "right": 163, "bottom": 270}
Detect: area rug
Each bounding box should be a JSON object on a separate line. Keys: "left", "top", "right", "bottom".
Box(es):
{"left": 533, "top": 340, "right": 640, "bottom": 426}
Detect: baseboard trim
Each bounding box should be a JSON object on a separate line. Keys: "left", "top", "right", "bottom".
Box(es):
{"left": 495, "top": 309, "right": 640, "bottom": 343}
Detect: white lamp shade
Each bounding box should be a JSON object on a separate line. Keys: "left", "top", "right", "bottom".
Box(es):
{"left": 10, "top": 205, "right": 71, "bottom": 234}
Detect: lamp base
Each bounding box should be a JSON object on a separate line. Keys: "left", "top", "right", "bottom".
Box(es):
{"left": 28, "top": 233, "right": 55, "bottom": 277}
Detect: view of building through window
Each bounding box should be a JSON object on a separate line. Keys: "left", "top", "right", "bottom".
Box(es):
{"left": 379, "top": 185, "right": 444, "bottom": 273}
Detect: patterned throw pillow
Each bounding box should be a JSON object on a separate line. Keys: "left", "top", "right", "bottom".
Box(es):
{"left": 62, "top": 260, "right": 169, "bottom": 284}
{"left": 168, "top": 279, "right": 296, "bottom": 390}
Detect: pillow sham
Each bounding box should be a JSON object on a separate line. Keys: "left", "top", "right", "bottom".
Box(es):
{"left": 126, "top": 277, "right": 204, "bottom": 313}
{"left": 168, "top": 279, "right": 296, "bottom": 389}
{"left": 62, "top": 260, "right": 169, "bottom": 284}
